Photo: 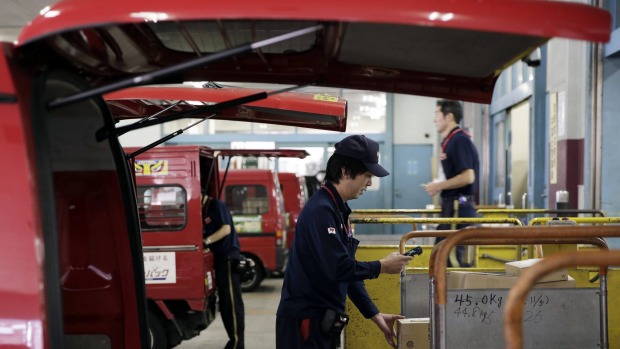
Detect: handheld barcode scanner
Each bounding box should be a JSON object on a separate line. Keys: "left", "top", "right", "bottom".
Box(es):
{"left": 403, "top": 246, "right": 423, "bottom": 257}
{"left": 400, "top": 246, "right": 423, "bottom": 319}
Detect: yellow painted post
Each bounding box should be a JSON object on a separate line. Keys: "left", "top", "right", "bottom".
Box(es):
{"left": 345, "top": 273, "right": 400, "bottom": 349}
{"left": 344, "top": 246, "right": 430, "bottom": 349}
{"left": 607, "top": 268, "right": 620, "bottom": 348}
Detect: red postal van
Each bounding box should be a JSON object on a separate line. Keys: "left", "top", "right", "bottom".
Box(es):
{"left": 127, "top": 146, "right": 220, "bottom": 349}
{"left": 220, "top": 169, "right": 288, "bottom": 291}
{"left": 2, "top": 0, "right": 608, "bottom": 348}
{"left": 127, "top": 146, "right": 314, "bottom": 341}
{"left": 278, "top": 172, "right": 309, "bottom": 249}
{"left": 215, "top": 149, "right": 309, "bottom": 291}
{"left": 116, "top": 88, "right": 342, "bottom": 345}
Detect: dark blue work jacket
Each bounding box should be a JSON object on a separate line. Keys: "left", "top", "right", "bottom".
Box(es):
{"left": 203, "top": 199, "right": 240, "bottom": 260}
{"left": 440, "top": 127, "right": 479, "bottom": 199}
{"left": 276, "top": 182, "right": 381, "bottom": 319}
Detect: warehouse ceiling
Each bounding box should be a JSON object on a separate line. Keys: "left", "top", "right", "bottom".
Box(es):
{"left": 0, "top": 0, "right": 54, "bottom": 41}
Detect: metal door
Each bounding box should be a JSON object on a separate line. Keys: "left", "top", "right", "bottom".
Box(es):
{"left": 392, "top": 144, "right": 433, "bottom": 235}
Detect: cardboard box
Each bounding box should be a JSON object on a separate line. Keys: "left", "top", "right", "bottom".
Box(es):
{"left": 449, "top": 271, "right": 575, "bottom": 289}
{"left": 397, "top": 318, "right": 430, "bottom": 349}
{"left": 448, "top": 271, "right": 468, "bottom": 289}
{"left": 505, "top": 259, "right": 568, "bottom": 283}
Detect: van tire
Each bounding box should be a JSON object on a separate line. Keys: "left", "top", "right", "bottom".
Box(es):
{"left": 240, "top": 255, "right": 263, "bottom": 292}
{"left": 148, "top": 310, "right": 167, "bottom": 349}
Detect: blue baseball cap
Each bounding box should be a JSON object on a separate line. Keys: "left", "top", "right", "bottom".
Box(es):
{"left": 334, "top": 135, "right": 389, "bottom": 177}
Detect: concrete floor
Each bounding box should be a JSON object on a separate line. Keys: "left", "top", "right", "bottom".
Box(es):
{"left": 178, "top": 277, "right": 283, "bottom": 349}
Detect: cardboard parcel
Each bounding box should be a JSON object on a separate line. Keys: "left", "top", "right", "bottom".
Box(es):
{"left": 504, "top": 258, "right": 568, "bottom": 282}
{"left": 449, "top": 258, "right": 574, "bottom": 289}
{"left": 448, "top": 271, "right": 575, "bottom": 289}
{"left": 397, "top": 318, "right": 430, "bottom": 349}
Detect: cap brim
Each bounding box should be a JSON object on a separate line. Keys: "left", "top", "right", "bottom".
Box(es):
{"left": 365, "top": 162, "right": 389, "bottom": 177}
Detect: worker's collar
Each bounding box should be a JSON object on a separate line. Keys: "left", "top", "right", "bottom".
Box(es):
{"left": 323, "top": 182, "right": 351, "bottom": 216}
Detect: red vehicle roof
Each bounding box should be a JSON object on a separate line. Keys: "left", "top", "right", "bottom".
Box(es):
{"left": 106, "top": 85, "right": 347, "bottom": 132}
{"left": 15, "top": 0, "right": 611, "bottom": 103}
{"left": 124, "top": 145, "right": 308, "bottom": 159}
{"left": 209, "top": 149, "right": 309, "bottom": 159}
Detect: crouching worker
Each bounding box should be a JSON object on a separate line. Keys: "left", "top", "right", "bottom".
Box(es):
{"left": 276, "top": 135, "right": 413, "bottom": 349}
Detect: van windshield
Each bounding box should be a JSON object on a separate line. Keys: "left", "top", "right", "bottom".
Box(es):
{"left": 225, "top": 185, "right": 269, "bottom": 215}
{"left": 137, "top": 185, "right": 187, "bottom": 231}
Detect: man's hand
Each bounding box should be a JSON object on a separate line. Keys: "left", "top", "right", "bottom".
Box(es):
{"left": 379, "top": 252, "right": 413, "bottom": 274}
{"left": 423, "top": 181, "right": 442, "bottom": 196}
{"left": 371, "top": 313, "right": 404, "bottom": 348}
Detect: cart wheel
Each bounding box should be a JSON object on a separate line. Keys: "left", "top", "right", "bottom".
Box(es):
{"left": 241, "top": 255, "right": 264, "bottom": 292}
{"left": 148, "top": 310, "right": 167, "bottom": 349}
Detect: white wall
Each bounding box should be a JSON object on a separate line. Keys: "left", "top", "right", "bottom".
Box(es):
{"left": 117, "top": 120, "right": 163, "bottom": 147}
{"left": 393, "top": 94, "right": 437, "bottom": 145}
{"left": 511, "top": 101, "right": 530, "bottom": 208}
{"left": 547, "top": 38, "right": 588, "bottom": 140}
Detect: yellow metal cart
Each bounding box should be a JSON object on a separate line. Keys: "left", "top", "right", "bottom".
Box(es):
{"left": 504, "top": 250, "right": 620, "bottom": 349}
{"left": 430, "top": 226, "right": 620, "bottom": 349}
{"left": 345, "top": 216, "right": 521, "bottom": 349}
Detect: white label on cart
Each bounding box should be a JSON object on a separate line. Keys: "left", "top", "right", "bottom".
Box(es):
{"left": 445, "top": 289, "right": 600, "bottom": 348}
{"left": 143, "top": 252, "right": 176, "bottom": 284}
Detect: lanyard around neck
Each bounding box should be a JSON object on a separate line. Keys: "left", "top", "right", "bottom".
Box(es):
{"left": 441, "top": 127, "right": 471, "bottom": 153}
{"left": 322, "top": 186, "right": 352, "bottom": 239}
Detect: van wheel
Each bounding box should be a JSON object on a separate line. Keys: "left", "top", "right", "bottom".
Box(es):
{"left": 148, "top": 310, "right": 167, "bottom": 349}
{"left": 241, "top": 255, "right": 263, "bottom": 292}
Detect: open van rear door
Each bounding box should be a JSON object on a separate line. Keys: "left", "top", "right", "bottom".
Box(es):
{"left": 106, "top": 85, "right": 347, "bottom": 132}
{"left": 17, "top": 0, "right": 610, "bottom": 104}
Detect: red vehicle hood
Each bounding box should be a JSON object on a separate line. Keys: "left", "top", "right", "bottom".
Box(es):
{"left": 15, "top": 0, "right": 610, "bottom": 103}
{"left": 105, "top": 85, "right": 347, "bottom": 132}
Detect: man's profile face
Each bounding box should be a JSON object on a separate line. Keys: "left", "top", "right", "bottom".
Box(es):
{"left": 434, "top": 106, "right": 450, "bottom": 134}
{"left": 344, "top": 170, "right": 373, "bottom": 200}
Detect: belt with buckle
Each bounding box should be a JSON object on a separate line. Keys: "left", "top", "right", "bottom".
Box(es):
{"left": 442, "top": 195, "right": 474, "bottom": 204}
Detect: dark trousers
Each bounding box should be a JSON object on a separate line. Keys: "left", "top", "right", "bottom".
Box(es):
{"left": 435, "top": 198, "right": 477, "bottom": 267}
{"left": 215, "top": 257, "right": 245, "bottom": 349}
{"left": 276, "top": 315, "right": 340, "bottom": 349}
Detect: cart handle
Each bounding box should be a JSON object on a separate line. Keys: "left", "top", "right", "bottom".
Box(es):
{"left": 427, "top": 236, "right": 608, "bottom": 281}
{"left": 351, "top": 217, "right": 522, "bottom": 225}
{"left": 352, "top": 209, "right": 441, "bottom": 214}
{"left": 503, "top": 250, "right": 620, "bottom": 349}
{"left": 398, "top": 230, "right": 455, "bottom": 254}
{"left": 477, "top": 208, "right": 606, "bottom": 217}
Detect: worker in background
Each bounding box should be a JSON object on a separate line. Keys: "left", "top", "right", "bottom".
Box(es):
{"left": 202, "top": 194, "right": 246, "bottom": 349}
{"left": 423, "top": 99, "right": 480, "bottom": 267}
{"left": 276, "top": 135, "right": 413, "bottom": 349}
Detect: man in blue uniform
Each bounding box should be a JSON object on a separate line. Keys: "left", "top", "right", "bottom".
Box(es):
{"left": 276, "top": 135, "right": 414, "bottom": 349}
{"left": 424, "top": 99, "right": 480, "bottom": 267}
{"left": 202, "top": 195, "right": 245, "bottom": 349}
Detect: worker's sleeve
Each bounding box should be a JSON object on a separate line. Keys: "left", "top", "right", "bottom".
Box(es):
{"left": 450, "top": 136, "right": 476, "bottom": 175}
{"left": 347, "top": 280, "right": 380, "bottom": 319}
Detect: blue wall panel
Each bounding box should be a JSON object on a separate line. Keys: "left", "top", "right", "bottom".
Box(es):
{"left": 390, "top": 144, "right": 433, "bottom": 236}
